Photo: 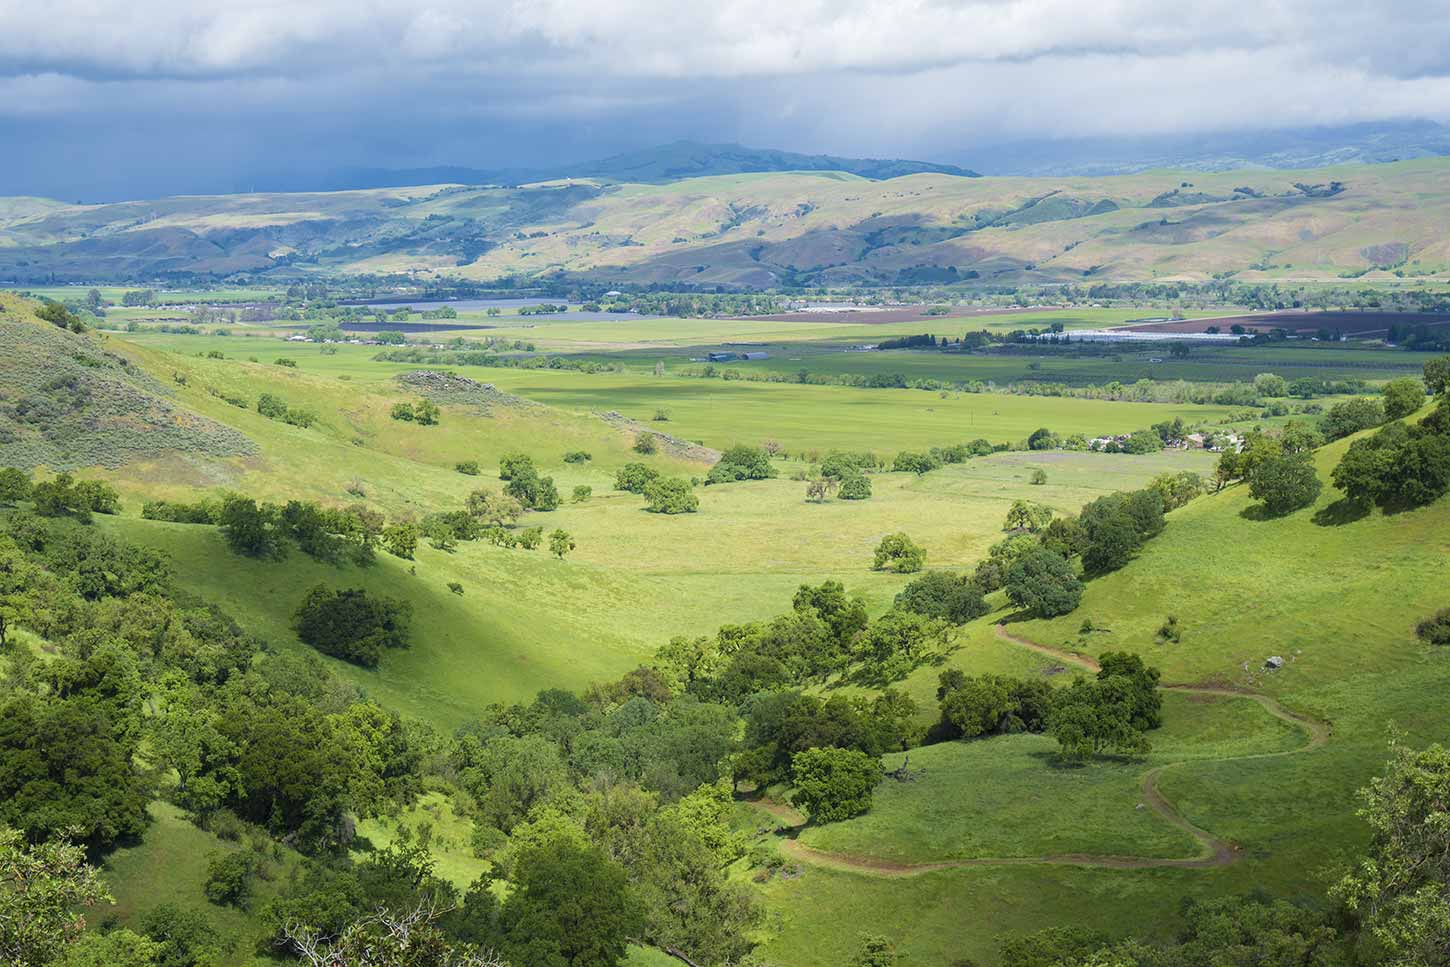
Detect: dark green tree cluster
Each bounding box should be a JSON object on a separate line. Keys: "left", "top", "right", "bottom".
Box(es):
{"left": 256, "top": 392, "right": 316, "bottom": 428}
{"left": 736, "top": 688, "right": 918, "bottom": 789}
{"left": 893, "top": 571, "right": 989, "bottom": 625}
{"left": 1333, "top": 394, "right": 1450, "bottom": 511}
{"left": 872, "top": 533, "right": 925, "bottom": 573}
{"left": 644, "top": 477, "right": 698, "bottom": 514}
{"left": 654, "top": 580, "right": 950, "bottom": 699}
{"left": 28, "top": 472, "right": 120, "bottom": 523}
{"left": 499, "top": 454, "right": 559, "bottom": 511}
{"left": 1321, "top": 396, "right": 1387, "bottom": 441}
{"left": 705, "top": 445, "right": 776, "bottom": 484}
{"left": 614, "top": 462, "right": 660, "bottom": 494}
{"left": 293, "top": 585, "right": 413, "bottom": 667}
{"left": 933, "top": 669, "right": 1054, "bottom": 740}
{"left": 1048, "top": 652, "right": 1163, "bottom": 761}
{"left": 390, "top": 398, "right": 440, "bottom": 425}
{"left": 218, "top": 496, "right": 398, "bottom": 565}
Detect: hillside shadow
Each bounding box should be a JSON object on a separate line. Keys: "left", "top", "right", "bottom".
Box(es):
{"left": 1312, "top": 497, "right": 1370, "bottom": 527}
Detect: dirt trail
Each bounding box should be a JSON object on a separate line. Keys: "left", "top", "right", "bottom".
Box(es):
{"left": 755, "top": 626, "right": 1329, "bottom": 878}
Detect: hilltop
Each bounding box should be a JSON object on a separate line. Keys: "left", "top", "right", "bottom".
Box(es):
{"left": 4, "top": 159, "right": 1450, "bottom": 285}
{"left": 312, "top": 141, "right": 980, "bottom": 192}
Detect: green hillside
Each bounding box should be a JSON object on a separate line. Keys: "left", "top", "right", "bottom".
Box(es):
{"left": 746, "top": 423, "right": 1450, "bottom": 965}
{"left": 6, "top": 159, "right": 1450, "bottom": 284}
{"left": 3, "top": 289, "right": 1448, "bottom": 967}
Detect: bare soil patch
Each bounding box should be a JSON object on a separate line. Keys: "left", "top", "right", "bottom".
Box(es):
{"left": 1123, "top": 310, "right": 1450, "bottom": 337}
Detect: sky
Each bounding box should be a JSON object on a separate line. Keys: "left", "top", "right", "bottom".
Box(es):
{"left": 4, "top": 0, "right": 1450, "bottom": 201}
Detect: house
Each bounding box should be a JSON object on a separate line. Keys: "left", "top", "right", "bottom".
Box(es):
{"left": 741, "top": 351, "right": 770, "bottom": 361}
{"left": 707, "top": 351, "right": 738, "bottom": 362}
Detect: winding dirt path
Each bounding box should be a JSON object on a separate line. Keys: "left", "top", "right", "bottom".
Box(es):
{"left": 755, "top": 626, "right": 1329, "bottom": 877}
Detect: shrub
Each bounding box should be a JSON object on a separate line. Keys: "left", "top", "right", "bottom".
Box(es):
{"left": 563, "top": 450, "right": 592, "bottom": 463}
{"left": 615, "top": 462, "right": 660, "bottom": 494}
{"left": 504, "top": 467, "right": 560, "bottom": 511}
{"left": 391, "top": 402, "right": 415, "bottom": 421}
{"left": 572, "top": 485, "right": 592, "bottom": 502}
{"left": 219, "top": 496, "right": 284, "bottom": 558}
{"left": 937, "top": 673, "right": 1053, "bottom": 739}
{"left": 1416, "top": 609, "right": 1450, "bottom": 646}
{"left": 274, "top": 357, "right": 297, "bottom": 368}
{"left": 498, "top": 452, "right": 533, "bottom": 480}
{"left": 0, "top": 467, "right": 32, "bottom": 504}
{"left": 31, "top": 472, "right": 109, "bottom": 523}
{"left": 838, "top": 473, "right": 872, "bottom": 500}
{"left": 455, "top": 460, "right": 480, "bottom": 475}
{"left": 872, "top": 533, "right": 925, "bottom": 573}
{"left": 805, "top": 477, "right": 836, "bottom": 502}
{"left": 203, "top": 850, "right": 257, "bottom": 908}
{"left": 653, "top": 408, "right": 670, "bottom": 422}
{"left": 633, "top": 434, "right": 658, "bottom": 455}
{"left": 820, "top": 451, "right": 877, "bottom": 479}
{"left": 707, "top": 444, "right": 777, "bottom": 484}
{"left": 894, "top": 571, "right": 989, "bottom": 624}
{"left": 1027, "top": 427, "right": 1059, "bottom": 451}
{"left": 892, "top": 451, "right": 941, "bottom": 475}
{"left": 1029, "top": 468, "right": 1048, "bottom": 485}
{"left": 293, "top": 585, "right": 413, "bottom": 667}
{"left": 644, "top": 477, "right": 698, "bottom": 514}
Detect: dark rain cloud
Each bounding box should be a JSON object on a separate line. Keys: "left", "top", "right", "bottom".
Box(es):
{"left": 3, "top": 0, "right": 1449, "bottom": 199}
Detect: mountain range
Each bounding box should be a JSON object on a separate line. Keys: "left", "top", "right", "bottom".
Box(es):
{"left": 3, "top": 153, "right": 1450, "bottom": 287}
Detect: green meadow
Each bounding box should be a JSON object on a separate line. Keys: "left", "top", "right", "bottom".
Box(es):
{"left": 7, "top": 289, "right": 1449, "bottom": 967}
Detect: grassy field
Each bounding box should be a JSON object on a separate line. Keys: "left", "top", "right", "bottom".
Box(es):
{"left": 105, "top": 447, "right": 1214, "bottom": 729}
{"left": 740, "top": 419, "right": 1450, "bottom": 966}
{"left": 101, "top": 802, "right": 301, "bottom": 966}
{"left": 11, "top": 295, "right": 1449, "bottom": 967}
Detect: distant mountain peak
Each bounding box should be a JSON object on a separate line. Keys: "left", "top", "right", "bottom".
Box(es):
{"left": 278, "top": 142, "right": 979, "bottom": 193}
{"left": 562, "top": 141, "right": 980, "bottom": 183}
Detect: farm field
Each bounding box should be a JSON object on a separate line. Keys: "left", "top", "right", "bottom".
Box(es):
{"left": 112, "top": 304, "right": 1437, "bottom": 393}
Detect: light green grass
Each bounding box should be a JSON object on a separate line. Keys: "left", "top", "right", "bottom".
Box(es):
{"left": 754, "top": 423, "right": 1450, "bottom": 964}
{"left": 101, "top": 802, "right": 299, "bottom": 967}
{"left": 799, "top": 690, "right": 1304, "bottom": 864}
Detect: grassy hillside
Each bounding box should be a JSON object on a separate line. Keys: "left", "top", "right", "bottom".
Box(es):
{"left": 6, "top": 159, "right": 1450, "bottom": 283}
{"left": 10, "top": 312, "right": 1200, "bottom": 728}
{"left": 9, "top": 292, "right": 1448, "bottom": 967}
{"left": 0, "top": 294, "right": 255, "bottom": 469}
{"left": 744, "top": 419, "right": 1450, "bottom": 966}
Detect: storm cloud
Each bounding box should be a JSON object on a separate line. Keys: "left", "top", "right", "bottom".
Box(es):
{"left": 4, "top": 0, "right": 1449, "bottom": 199}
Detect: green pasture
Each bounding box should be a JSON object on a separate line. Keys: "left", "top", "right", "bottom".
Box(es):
{"left": 748, "top": 417, "right": 1450, "bottom": 964}
{"left": 21, "top": 303, "right": 1450, "bottom": 967}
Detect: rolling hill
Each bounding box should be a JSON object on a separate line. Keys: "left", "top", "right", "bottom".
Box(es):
{"left": 4, "top": 159, "right": 1450, "bottom": 285}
